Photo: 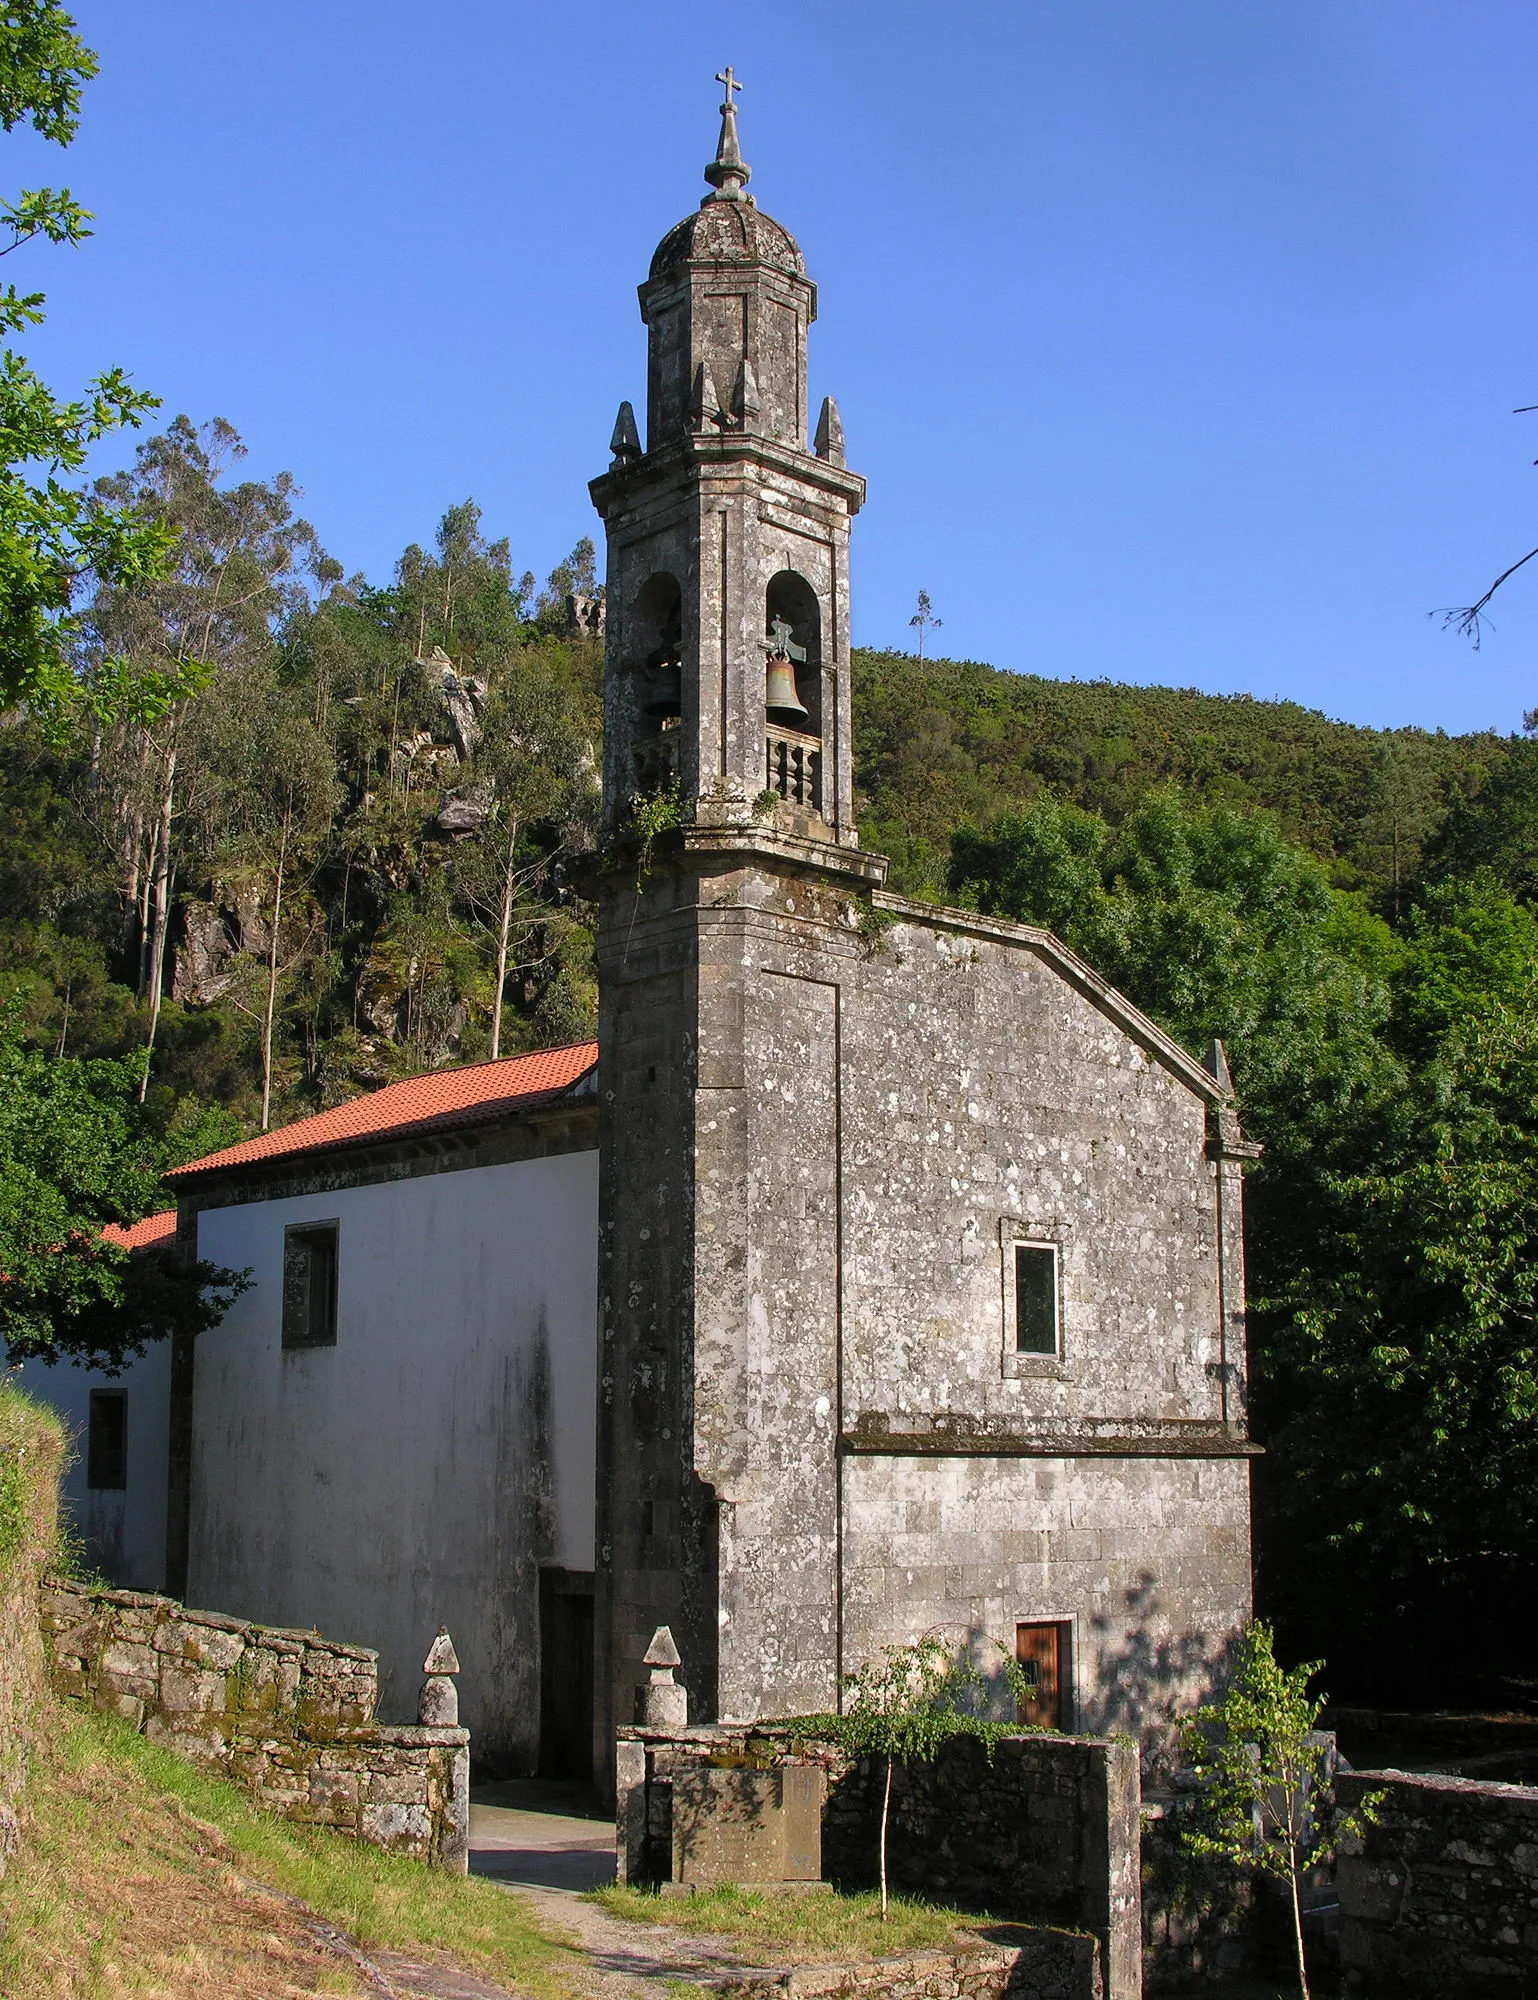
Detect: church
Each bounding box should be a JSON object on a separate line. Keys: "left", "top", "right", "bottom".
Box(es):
{"left": 21, "top": 81, "right": 1256, "bottom": 1785}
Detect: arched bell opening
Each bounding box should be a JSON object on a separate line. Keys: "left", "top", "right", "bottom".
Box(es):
{"left": 763, "top": 571, "right": 824, "bottom": 819}
{"left": 628, "top": 571, "right": 684, "bottom": 797}
{"left": 630, "top": 573, "right": 684, "bottom": 723}
{"left": 763, "top": 572, "right": 821, "bottom": 735}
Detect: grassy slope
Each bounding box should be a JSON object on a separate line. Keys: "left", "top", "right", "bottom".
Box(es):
{"left": 0, "top": 1704, "right": 578, "bottom": 2000}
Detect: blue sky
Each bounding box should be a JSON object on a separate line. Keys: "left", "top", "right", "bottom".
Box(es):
{"left": 12, "top": 1, "right": 1538, "bottom": 733}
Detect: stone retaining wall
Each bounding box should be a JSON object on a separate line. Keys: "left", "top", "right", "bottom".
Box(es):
{"left": 618, "top": 1725, "right": 1118, "bottom": 2000}
{"left": 39, "top": 1576, "right": 468, "bottom": 1869}
{"left": 1337, "top": 1767, "right": 1538, "bottom": 1996}
{"left": 707, "top": 1932, "right": 1101, "bottom": 1998}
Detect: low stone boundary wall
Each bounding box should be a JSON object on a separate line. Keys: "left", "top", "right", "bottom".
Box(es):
{"left": 39, "top": 1576, "right": 468, "bottom": 1870}
{"left": 707, "top": 1932, "right": 1101, "bottom": 1998}
{"left": 618, "top": 1724, "right": 1122, "bottom": 2000}
{"left": 1337, "top": 1766, "right": 1538, "bottom": 1996}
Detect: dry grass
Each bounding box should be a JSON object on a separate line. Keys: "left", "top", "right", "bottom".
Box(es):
{"left": 0, "top": 1705, "right": 579, "bottom": 1999}
{"left": 590, "top": 1881, "right": 997, "bottom": 1963}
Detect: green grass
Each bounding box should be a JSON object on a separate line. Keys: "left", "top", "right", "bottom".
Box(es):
{"left": 591, "top": 1880, "right": 998, "bottom": 1962}
{"left": 0, "top": 1703, "right": 581, "bottom": 1999}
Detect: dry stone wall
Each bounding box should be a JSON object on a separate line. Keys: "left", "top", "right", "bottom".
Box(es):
{"left": 618, "top": 1723, "right": 1126, "bottom": 2000}
{"left": 706, "top": 1933, "right": 1101, "bottom": 1999}
{"left": 1337, "top": 1767, "right": 1538, "bottom": 1996}
{"left": 39, "top": 1576, "right": 468, "bottom": 1869}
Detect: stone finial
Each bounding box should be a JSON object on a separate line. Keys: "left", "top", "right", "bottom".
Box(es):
{"left": 644, "top": 1625, "right": 682, "bottom": 1671}
{"left": 733, "top": 356, "right": 760, "bottom": 426}
{"left": 703, "top": 66, "right": 751, "bottom": 204}
{"left": 610, "top": 400, "right": 642, "bottom": 464}
{"left": 1205, "top": 1038, "right": 1234, "bottom": 1094}
{"left": 423, "top": 1628, "right": 460, "bottom": 1675}
{"left": 691, "top": 360, "right": 724, "bottom": 434}
{"left": 639, "top": 1625, "right": 688, "bottom": 1729}
{"left": 814, "top": 396, "right": 845, "bottom": 467}
{"left": 419, "top": 1626, "right": 460, "bottom": 1727}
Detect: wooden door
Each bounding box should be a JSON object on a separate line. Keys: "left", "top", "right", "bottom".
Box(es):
{"left": 539, "top": 1569, "right": 595, "bottom": 1781}
{"left": 1016, "top": 1622, "right": 1069, "bottom": 1730}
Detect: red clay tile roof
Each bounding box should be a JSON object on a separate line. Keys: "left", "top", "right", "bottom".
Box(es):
{"left": 166, "top": 1041, "right": 599, "bottom": 1183}
{"left": 101, "top": 1209, "right": 179, "bottom": 1251}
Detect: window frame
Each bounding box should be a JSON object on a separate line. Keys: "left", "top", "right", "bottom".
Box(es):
{"left": 86, "top": 1388, "right": 128, "bottom": 1490}
{"left": 999, "top": 1225, "right": 1067, "bottom": 1376}
{"left": 282, "top": 1219, "right": 340, "bottom": 1352}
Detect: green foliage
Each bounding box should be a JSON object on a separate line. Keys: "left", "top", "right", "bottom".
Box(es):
{"left": 0, "top": 1017, "right": 247, "bottom": 1369}
{"left": 0, "top": 3, "right": 184, "bottom": 721}
{"left": 1180, "top": 1621, "right": 1382, "bottom": 1999}
{"left": 852, "top": 646, "right": 1504, "bottom": 905}
{"left": 794, "top": 1635, "right": 1037, "bottom": 1918}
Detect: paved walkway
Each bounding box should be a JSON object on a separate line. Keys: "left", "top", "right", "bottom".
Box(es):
{"left": 468, "top": 1780, "right": 766, "bottom": 1996}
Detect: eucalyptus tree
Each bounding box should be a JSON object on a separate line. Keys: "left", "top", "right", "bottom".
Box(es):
{"left": 83, "top": 417, "right": 334, "bottom": 1093}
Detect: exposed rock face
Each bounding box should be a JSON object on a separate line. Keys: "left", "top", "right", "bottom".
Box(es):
{"left": 565, "top": 592, "right": 606, "bottom": 639}
{"left": 419, "top": 646, "right": 488, "bottom": 761}
{"left": 172, "top": 901, "right": 236, "bottom": 1004}
{"left": 171, "top": 883, "right": 271, "bottom": 1004}
{"left": 434, "top": 784, "right": 494, "bottom": 837}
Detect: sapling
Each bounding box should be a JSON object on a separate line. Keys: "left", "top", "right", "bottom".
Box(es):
{"left": 796, "top": 1634, "right": 1035, "bottom": 1919}
{"left": 1179, "top": 1620, "right": 1382, "bottom": 2000}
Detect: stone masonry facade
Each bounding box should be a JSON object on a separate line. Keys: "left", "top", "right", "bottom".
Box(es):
{"left": 40, "top": 1576, "right": 469, "bottom": 1868}
{"left": 589, "top": 90, "right": 1256, "bottom": 1778}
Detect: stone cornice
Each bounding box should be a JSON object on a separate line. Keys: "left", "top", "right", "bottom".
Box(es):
{"left": 590, "top": 433, "right": 865, "bottom": 520}
{"left": 843, "top": 1413, "right": 1259, "bottom": 1460}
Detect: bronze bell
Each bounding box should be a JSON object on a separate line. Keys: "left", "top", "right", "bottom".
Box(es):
{"left": 642, "top": 648, "right": 683, "bottom": 718}
{"left": 765, "top": 654, "right": 809, "bottom": 720}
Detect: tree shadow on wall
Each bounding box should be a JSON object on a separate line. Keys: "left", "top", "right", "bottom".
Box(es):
{"left": 1089, "top": 1573, "right": 1238, "bottom": 1763}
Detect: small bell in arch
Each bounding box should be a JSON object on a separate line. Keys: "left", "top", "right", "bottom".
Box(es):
{"left": 765, "top": 616, "right": 810, "bottom": 723}
{"left": 641, "top": 644, "right": 683, "bottom": 719}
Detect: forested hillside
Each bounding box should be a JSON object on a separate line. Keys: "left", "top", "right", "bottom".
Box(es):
{"left": 5, "top": 415, "right": 1538, "bottom": 1694}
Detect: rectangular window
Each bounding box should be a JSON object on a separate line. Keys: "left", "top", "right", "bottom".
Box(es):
{"left": 87, "top": 1390, "right": 127, "bottom": 1490}
{"left": 1016, "top": 1620, "right": 1072, "bottom": 1731}
{"left": 282, "top": 1221, "right": 339, "bottom": 1350}
{"left": 1014, "top": 1242, "right": 1059, "bottom": 1355}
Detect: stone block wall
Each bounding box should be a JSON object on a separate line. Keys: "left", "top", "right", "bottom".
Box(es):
{"left": 1337, "top": 1767, "right": 1538, "bottom": 1996}
{"left": 0, "top": 1388, "right": 63, "bottom": 1881}
{"left": 824, "top": 1732, "right": 1141, "bottom": 2000}
{"left": 706, "top": 1932, "right": 1101, "bottom": 1998}
{"left": 618, "top": 1724, "right": 1127, "bottom": 2000}
{"left": 39, "top": 1576, "right": 468, "bottom": 1869}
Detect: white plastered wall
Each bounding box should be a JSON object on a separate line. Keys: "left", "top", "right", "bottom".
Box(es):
{"left": 15, "top": 1340, "right": 172, "bottom": 1594}
{"left": 190, "top": 1149, "right": 598, "bottom": 1761}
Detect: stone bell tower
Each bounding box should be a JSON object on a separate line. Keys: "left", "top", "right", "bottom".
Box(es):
{"left": 589, "top": 73, "right": 885, "bottom": 1776}
{"left": 591, "top": 67, "right": 865, "bottom": 847}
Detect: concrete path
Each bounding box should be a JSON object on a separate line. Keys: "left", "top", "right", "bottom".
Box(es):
{"left": 470, "top": 1779, "right": 618, "bottom": 1894}
{"left": 468, "top": 1779, "right": 766, "bottom": 1995}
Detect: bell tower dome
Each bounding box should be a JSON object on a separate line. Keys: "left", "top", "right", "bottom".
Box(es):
{"left": 589, "top": 70, "right": 867, "bottom": 846}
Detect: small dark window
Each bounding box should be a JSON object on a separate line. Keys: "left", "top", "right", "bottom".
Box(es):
{"left": 87, "top": 1390, "right": 127, "bottom": 1489}
{"left": 1015, "top": 1243, "right": 1059, "bottom": 1355}
{"left": 282, "top": 1222, "right": 339, "bottom": 1350}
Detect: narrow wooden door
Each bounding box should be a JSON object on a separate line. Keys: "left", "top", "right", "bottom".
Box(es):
{"left": 1016, "top": 1622, "right": 1068, "bottom": 1729}
{"left": 539, "top": 1568, "right": 595, "bottom": 1781}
